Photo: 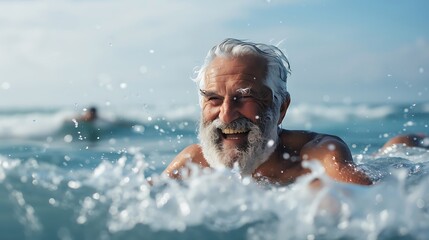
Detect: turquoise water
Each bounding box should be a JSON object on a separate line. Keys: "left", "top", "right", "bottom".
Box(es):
{"left": 0, "top": 102, "right": 428, "bottom": 239}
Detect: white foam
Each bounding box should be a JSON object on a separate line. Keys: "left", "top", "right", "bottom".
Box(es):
{"left": 0, "top": 145, "right": 429, "bottom": 239}
{"left": 287, "top": 103, "right": 394, "bottom": 126}
{"left": 0, "top": 110, "right": 72, "bottom": 138}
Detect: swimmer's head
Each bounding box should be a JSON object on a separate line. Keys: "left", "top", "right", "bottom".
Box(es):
{"left": 83, "top": 106, "right": 97, "bottom": 121}
{"left": 193, "top": 38, "right": 291, "bottom": 111}
{"left": 88, "top": 107, "right": 97, "bottom": 115}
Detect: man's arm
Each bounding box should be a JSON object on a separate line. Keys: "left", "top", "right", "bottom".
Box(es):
{"left": 301, "top": 134, "right": 373, "bottom": 185}
{"left": 381, "top": 133, "right": 428, "bottom": 150}
{"left": 163, "top": 144, "right": 208, "bottom": 179}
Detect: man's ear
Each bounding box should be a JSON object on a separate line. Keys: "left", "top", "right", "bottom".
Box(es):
{"left": 277, "top": 93, "right": 290, "bottom": 125}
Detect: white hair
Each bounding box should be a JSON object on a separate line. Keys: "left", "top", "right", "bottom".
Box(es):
{"left": 193, "top": 38, "right": 291, "bottom": 110}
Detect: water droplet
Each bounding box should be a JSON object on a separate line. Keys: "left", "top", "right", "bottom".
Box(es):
{"left": 132, "top": 125, "right": 145, "bottom": 133}
{"left": 403, "top": 121, "right": 414, "bottom": 127}
{"left": 64, "top": 135, "right": 73, "bottom": 143}
{"left": 242, "top": 177, "right": 251, "bottom": 186}
{"left": 307, "top": 234, "right": 315, "bottom": 240}
{"left": 422, "top": 137, "right": 429, "bottom": 147}
{"left": 92, "top": 193, "right": 100, "bottom": 200}
{"left": 283, "top": 153, "right": 290, "bottom": 160}
{"left": 380, "top": 209, "right": 389, "bottom": 222}
{"left": 72, "top": 119, "right": 78, "bottom": 128}
{"left": 338, "top": 221, "right": 348, "bottom": 229}
{"left": 68, "top": 180, "right": 81, "bottom": 189}
{"left": 120, "top": 83, "right": 127, "bottom": 89}
{"left": 76, "top": 215, "right": 87, "bottom": 224}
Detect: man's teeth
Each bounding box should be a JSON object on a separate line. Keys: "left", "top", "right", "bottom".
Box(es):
{"left": 221, "top": 128, "right": 248, "bottom": 134}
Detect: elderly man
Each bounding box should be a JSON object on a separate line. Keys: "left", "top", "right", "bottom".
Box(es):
{"left": 164, "top": 38, "right": 372, "bottom": 185}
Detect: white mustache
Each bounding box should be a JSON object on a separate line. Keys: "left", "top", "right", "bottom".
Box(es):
{"left": 212, "top": 118, "right": 253, "bottom": 130}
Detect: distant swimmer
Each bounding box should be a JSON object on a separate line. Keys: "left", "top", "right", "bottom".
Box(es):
{"left": 77, "top": 106, "right": 98, "bottom": 122}
{"left": 381, "top": 133, "right": 429, "bottom": 150}
{"left": 69, "top": 106, "right": 100, "bottom": 142}
{"left": 163, "top": 38, "right": 373, "bottom": 186}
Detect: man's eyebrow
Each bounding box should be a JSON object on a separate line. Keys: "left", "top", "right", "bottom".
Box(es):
{"left": 199, "top": 89, "right": 218, "bottom": 97}
{"left": 236, "top": 87, "right": 252, "bottom": 95}
{"left": 200, "top": 88, "right": 256, "bottom": 97}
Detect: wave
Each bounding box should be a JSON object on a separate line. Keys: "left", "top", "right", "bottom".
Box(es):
{"left": 0, "top": 107, "right": 197, "bottom": 141}
{"left": 286, "top": 103, "right": 394, "bottom": 124}
{"left": 0, "top": 102, "right": 427, "bottom": 140}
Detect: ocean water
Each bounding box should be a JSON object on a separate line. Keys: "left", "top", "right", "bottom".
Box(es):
{"left": 0, "top": 102, "right": 428, "bottom": 240}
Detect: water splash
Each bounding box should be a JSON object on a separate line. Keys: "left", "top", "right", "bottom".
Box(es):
{"left": 1, "top": 146, "right": 429, "bottom": 239}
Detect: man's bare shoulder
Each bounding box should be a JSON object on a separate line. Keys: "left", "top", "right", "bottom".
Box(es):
{"left": 279, "top": 129, "right": 353, "bottom": 170}
{"left": 176, "top": 144, "right": 207, "bottom": 163}
{"left": 289, "top": 130, "right": 372, "bottom": 185}
{"left": 300, "top": 132, "right": 350, "bottom": 161}
{"left": 163, "top": 144, "right": 209, "bottom": 178}
{"left": 304, "top": 133, "right": 347, "bottom": 149}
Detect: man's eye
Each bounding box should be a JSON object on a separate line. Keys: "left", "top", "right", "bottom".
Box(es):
{"left": 207, "top": 97, "right": 222, "bottom": 104}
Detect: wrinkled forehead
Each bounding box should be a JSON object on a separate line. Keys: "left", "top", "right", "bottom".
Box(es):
{"left": 204, "top": 55, "right": 269, "bottom": 88}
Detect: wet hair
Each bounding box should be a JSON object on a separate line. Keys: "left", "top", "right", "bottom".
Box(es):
{"left": 194, "top": 38, "right": 291, "bottom": 108}
{"left": 89, "top": 107, "right": 97, "bottom": 114}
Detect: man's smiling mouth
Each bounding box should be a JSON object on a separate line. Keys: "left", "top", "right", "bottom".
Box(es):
{"left": 219, "top": 127, "right": 250, "bottom": 139}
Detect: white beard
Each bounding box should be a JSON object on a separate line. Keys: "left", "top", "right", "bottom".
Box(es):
{"left": 198, "top": 110, "right": 279, "bottom": 175}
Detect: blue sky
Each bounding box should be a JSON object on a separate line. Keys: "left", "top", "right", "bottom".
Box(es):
{"left": 0, "top": 0, "right": 428, "bottom": 108}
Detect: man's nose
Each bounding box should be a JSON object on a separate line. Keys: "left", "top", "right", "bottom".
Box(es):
{"left": 219, "top": 97, "right": 240, "bottom": 124}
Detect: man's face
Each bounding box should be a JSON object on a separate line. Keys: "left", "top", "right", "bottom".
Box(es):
{"left": 198, "top": 55, "right": 280, "bottom": 174}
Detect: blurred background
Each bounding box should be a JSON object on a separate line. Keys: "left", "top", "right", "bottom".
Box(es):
{"left": 1, "top": 0, "right": 428, "bottom": 109}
